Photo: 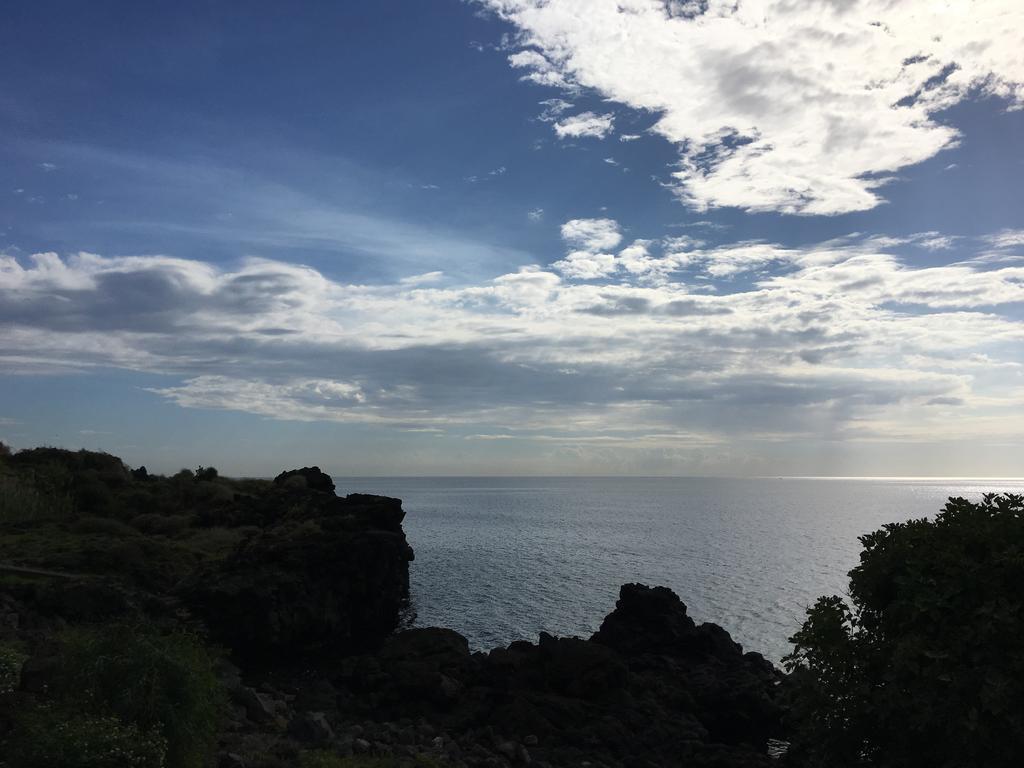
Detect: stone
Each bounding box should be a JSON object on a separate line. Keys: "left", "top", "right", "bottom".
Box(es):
{"left": 591, "top": 583, "right": 699, "bottom": 657}
{"left": 233, "top": 686, "right": 277, "bottom": 724}
{"left": 288, "top": 711, "right": 335, "bottom": 743}
{"left": 497, "top": 741, "right": 518, "bottom": 758}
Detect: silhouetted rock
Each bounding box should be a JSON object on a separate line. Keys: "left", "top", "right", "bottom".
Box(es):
{"left": 1, "top": 445, "right": 786, "bottom": 767}
{"left": 329, "top": 583, "right": 785, "bottom": 766}
{"left": 592, "top": 582, "right": 701, "bottom": 656}
{"left": 183, "top": 485, "right": 413, "bottom": 661}
{"left": 272, "top": 466, "right": 335, "bottom": 494}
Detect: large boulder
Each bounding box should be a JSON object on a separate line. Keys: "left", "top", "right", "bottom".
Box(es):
{"left": 592, "top": 583, "right": 699, "bottom": 656}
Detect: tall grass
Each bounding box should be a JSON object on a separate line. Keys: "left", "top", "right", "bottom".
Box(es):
{"left": 0, "top": 471, "right": 75, "bottom": 524}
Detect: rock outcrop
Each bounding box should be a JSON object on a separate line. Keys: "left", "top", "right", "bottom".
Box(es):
{"left": 183, "top": 478, "right": 415, "bottom": 661}
{"left": 1, "top": 447, "right": 786, "bottom": 768}
{"left": 261, "top": 583, "right": 787, "bottom": 767}
{"left": 0, "top": 449, "right": 415, "bottom": 663}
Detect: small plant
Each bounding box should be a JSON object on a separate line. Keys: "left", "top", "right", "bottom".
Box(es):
{"left": 0, "top": 642, "right": 27, "bottom": 694}
{"left": 12, "top": 708, "right": 167, "bottom": 768}
{"left": 54, "top": 621, "right": 225, "bottom": 768}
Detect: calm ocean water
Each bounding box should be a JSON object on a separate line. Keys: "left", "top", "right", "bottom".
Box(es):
{"left": 335, "top": 477, "right": 1024, "bottom": 663}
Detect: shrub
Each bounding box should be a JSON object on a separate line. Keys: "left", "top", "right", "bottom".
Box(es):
{"left": 53, "top": 622, "right": 225, "bottom": 768}
{"left": 784, "top": 493, "right": 1024, "bottom": 767}
{"left": 0, "top": 470, "right": 75, "bottom": 523}
{"left": 130, "top": 513, "right": 193, "bottom": 536}
{"left": 11, "top": 708, "right": 167, "bottom": 768}
{"left": 0, "top": 643, "right": 27, "bottom": 694}
{"left": 194, "top": 466, "right": 218, "bottom": 482}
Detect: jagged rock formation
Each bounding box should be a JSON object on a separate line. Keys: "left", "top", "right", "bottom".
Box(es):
{"left": 253, "top": 583, "right": 786, "bottom": 767}
{"left": 184, "top": 480, "right": 414, "bottom": 660}
{"left": 0, "top": 450, "right": 414, "bottom": 660}
{"left": 2, "top": 448, "right": 785, "bottom": 767}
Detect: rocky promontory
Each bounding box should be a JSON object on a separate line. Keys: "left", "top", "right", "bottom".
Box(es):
{"left": 0, "top": 447, "right": 786, "bottom": 768}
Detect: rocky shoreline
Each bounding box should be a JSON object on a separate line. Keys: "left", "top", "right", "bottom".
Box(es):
{"left": 214, "top": 581, "right": 786, "bottom": 767}
{"left": 0, "top": 449, "right": 787, "bottom": 767}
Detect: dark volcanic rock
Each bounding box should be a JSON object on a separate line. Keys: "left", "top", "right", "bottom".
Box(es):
{"left": 594, "top": 584, "right": 785, "bottom": 749}
{"left": 182, "top": 477, "right": 414, "bottom": 661}
{"left": 331, "top": 583, "right": 785, "bottom": 767}
{"left": 592, "top": 582, "right": 701, "bottom": 656}
{"left": 273, "top": 466, "right": 336, "bottom": 494}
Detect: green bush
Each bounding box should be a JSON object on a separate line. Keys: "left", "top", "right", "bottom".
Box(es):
{"left": 0, "top": 471, "right": 74, "bottom": 523}
{"left": 11, "top": 708, "right": 167, "bottom": 768}
{"left": 53, "top": 622, "right": 225, "bottom": 768}
{"left": 0, "top": 643, "right": 27, "bottom": 694}
{"left": 131, "top": 513, "right": 193, "bottom": 536}
{"left": 784, "top": 493, "right": 1024, "bottom": 767}
{"left": 194, "top": 466, "right": 218, "bottom": 482}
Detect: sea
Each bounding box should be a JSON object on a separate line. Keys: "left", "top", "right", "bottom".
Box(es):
{"left": 334, "top": 476, "right": 1024, "bottom": 664}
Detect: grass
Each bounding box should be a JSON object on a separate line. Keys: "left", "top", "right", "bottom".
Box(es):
{"left": 53, "top": 622, "right": 226, "bottom": 768}
{"left": 0, "top": 471, "right": 74, "bottom": 524}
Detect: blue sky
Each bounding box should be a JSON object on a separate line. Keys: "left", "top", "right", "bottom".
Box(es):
{"left": 2, "top": 0, "right": 1023, "bottom": 476}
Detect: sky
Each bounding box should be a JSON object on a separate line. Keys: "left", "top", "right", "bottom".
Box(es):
{"left": 1, "top": 0, "right": 1023, "bottom": 477}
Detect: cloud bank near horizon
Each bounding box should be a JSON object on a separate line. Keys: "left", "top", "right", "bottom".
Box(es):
{"left": 486, "top": 0, "right": 1024, "bottom": 214}
{"left": 2, "top": 226, "right": 1022, "bottom": 470}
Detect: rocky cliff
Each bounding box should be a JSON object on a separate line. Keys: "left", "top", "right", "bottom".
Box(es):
{"left": 1, "top": 448, "right": 786, "bottom": 768}
{"left": 225, "top": 583, "right": 785, "bottom": 767}
{"left": 0, "top": 452, "right": 414, "bottom": 659}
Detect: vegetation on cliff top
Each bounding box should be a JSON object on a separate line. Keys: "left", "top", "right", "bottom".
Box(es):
{"left": 784, "top": 492, "right": 1024, "bottom": 767}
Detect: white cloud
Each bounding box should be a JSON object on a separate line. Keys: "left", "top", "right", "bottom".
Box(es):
{"left": 552, "top": 250, "right": 617, "bottom": 279}
{"left": 619, "top": 134, "right": 641, "bottom": 142}
{"left": 537, "top": 98, "right": 574, "bottom": 122}
{"left": 554, "top": 111, "right": 614, "bottom": 139}
{"left": 914, "top": 233, "right": 959, "bottom": 251}
{"left": 560, "top": 217, "right": 622, "bottom": 251}
{"left": 527, "top": 207, "right": 544, "bottom": 221}
{"left": 483, "top": 0, "right": 1024, "bottom": 214}
{"left": 987, "top": 229, "right": 1024, "bottom": 249}
{"left": 399, "top": 271, "right": 445, "bottom": 286}
{"left": 464, "top": 166, "right": 507, "bottom": 183}
{"left": 1, "top": 230, "right": 1023, "bottom": 466}
{"left": 508, "top": 48, "right": 574, "bottom": 89}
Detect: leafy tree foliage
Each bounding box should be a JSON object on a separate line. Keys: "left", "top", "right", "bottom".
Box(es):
{"left": 194, "top": 466, "right": 218, "bottom": 482}
{"left": 784, "top": 493, "right": 1024, "bottom": 767}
